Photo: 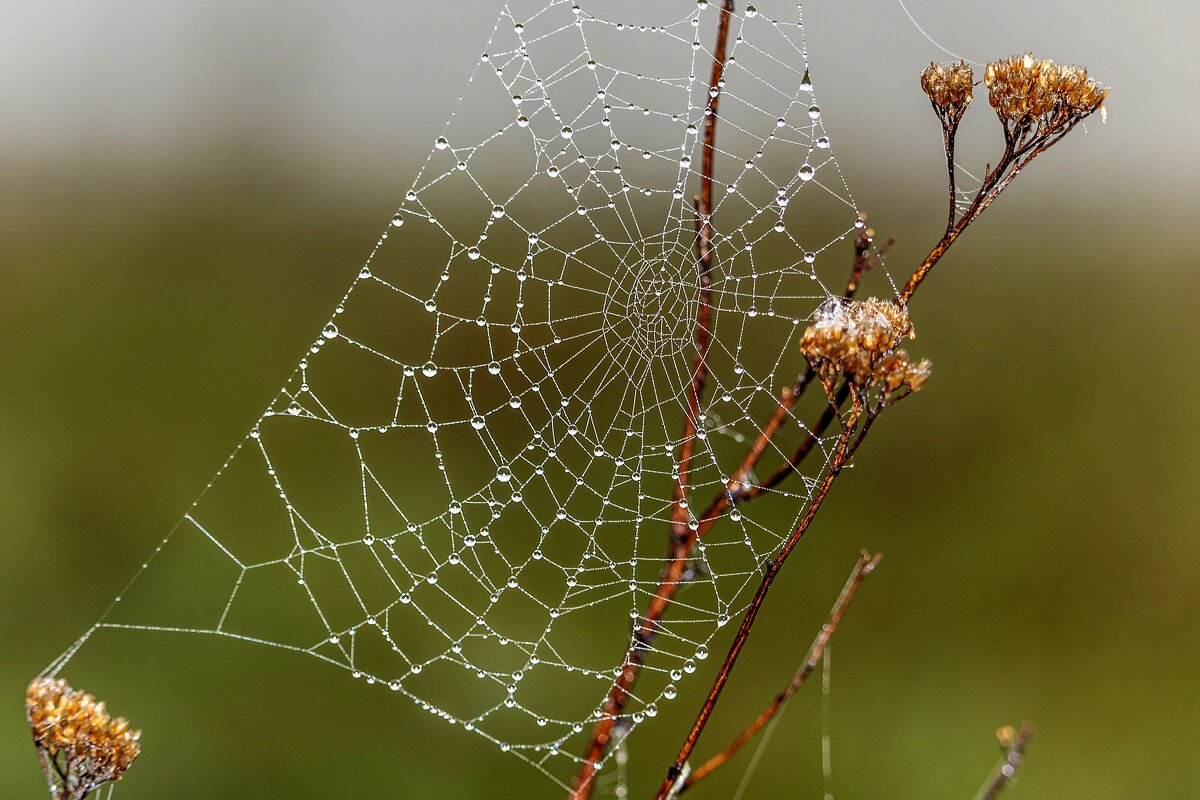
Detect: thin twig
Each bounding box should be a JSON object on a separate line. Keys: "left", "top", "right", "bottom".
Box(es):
{"left": 570, "top": 3, "right": 734, "bottom": 795}
{"left": 976, "top": 723, "right": 1035, "bottom": 800}
{"left": 680, "top": 551, "right": 882, "bottom": 792}
{"left": 36, "top": 748, "right": 60, "bottom": 798}
{"left": 943, "top": 117, "right": 958, "bottom": 232}
{"left": 669, "top": 0, "right": 734, "bottom": 538}
{"left": 653, "top": 396, "right": 865, "bottom": 800}
{"left": 900, "top": 111, "right": 1092, "bottom": 303}
{"left": 692, "top": 222, "right": 883, "bottom": 530}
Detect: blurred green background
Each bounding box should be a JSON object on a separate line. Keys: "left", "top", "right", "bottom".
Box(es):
{"left": 2, "top": 1, "right": 1197, "bottom": 798}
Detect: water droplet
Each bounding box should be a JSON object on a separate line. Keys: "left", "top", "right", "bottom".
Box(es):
{"left": 799, "top": 163, "right": 815, "bottom": 181}
{"left": 816, "top": 136, "right": 831, "bottom": 148}
{"left": 390, "top": 214, "right": 404, "bottom": 228}
{"left": 322, "top": 323, "right": 339, "bottom": 339}
{"left": 471, "top": 415, "right": 486, "bottom": 430}
{"left": 424, "top": 299, "right": 437, "bottom": 312}
{"left": 804, "top": 252, "right": 817, "bottom": 264}
{"left": 745, "top": 4, "right": 758, "bottom": 16}
{"left": 560, "top": 126, "right": 574, "bottom": 139}
{"left": 467, "top": 246, "right": 481, "bottom": 260}
{"left": 808, "top": 104, "right": 821, "bottom": 120}
{"left": 422, "top": 361, "right": 437, "bottom": 377}
{"left": 516, "top": 115, "right": 529, "bottom": 127}
{"left": 488, "top": 361, "right": 501, "bottom": 375}
{"left": 496, "top": 467, "right": 512, "bottom": 483}
{"left": 491, "top": 205, "right": 505, "bottom": 219}
{"left": 800, "top": 68, "right": 812, "bottom": 92}
{"left": 435, "top": 136, "right": 449, "bottom": 150}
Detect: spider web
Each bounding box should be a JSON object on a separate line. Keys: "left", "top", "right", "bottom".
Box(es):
{"left": 52, "top": 0, "right": 875, "bottom": 791}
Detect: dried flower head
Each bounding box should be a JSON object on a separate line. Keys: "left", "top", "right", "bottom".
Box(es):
{"left": 874, "top": 349, "right": 932, "bottom": 394}
{"left": 985, "top": 53, "right": 1108, "bottom": 131}
{"left": 26, "top": 677, "right": 141, "bottom": 797}
{"left": 920, "top": 60, "right": 974, "bottom": 127}
{"left": 800, "top": 297, "right": 913, "bottom": 390}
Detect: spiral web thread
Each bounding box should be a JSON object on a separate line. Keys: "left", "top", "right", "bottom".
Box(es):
{"left": 52, "top": 0, "right": 877, "bottom": 791}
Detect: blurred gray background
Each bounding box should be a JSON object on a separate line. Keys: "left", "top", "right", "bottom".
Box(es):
{"left": 2, "top": 2, "right": 1198, "bottom": 798}
{"left": 1, "top": 0, "right": 1194, "bottom": 195}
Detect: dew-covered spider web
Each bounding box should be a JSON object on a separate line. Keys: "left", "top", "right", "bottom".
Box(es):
{"left": 52, "top": 0, "right": 882, "bottom": 791}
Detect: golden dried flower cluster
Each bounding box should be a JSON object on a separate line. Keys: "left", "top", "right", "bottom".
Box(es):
{"left": 985, "top": 54, "right": 1108, "bottom": 128}
{"left": 800, "top": 298, "right": 926, "bottom": 394}
{"left": 920, "top": 60, "right": 974, "bottom": 124}
{"left": 26, "top": 677, "right": 141, "bottom": 791}
{"left": 875, "top": 350, "right": 932, "bottom": 394}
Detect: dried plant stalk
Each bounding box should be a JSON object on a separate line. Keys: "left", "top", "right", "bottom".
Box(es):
{"left": 571, "top": 5, "right": 1106, "bottom": 796}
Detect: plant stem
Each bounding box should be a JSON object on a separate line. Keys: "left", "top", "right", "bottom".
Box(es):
{"left": 571, "top": 3, "right": 734, "bottom": 796}
{"left": 653, "top": 397, "right": 864, "bottom": 800}
{"left": 679, "top": 551, "right": 881, "bottom": 792}
{"left": 977, "top": 723, "right": 1034, "bottom": 800}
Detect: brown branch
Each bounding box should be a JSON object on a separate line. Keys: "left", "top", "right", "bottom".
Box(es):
{"left": 691, "top": 220, "right": 884, "bottom": 533}
{"left": 900, "top": 111, "right": 1092, "bottom": 304}
{"left": 679, "top": 551, "right": 882, "bottom": 792}
{"left": 935, "top": 104, "right": 961, "bottom": 234}
{"left": 570, "top": 3, "right": 734, "bottom": 796}
{"left": 653, "top": 395, "right": 865, "bottom": 800}
{"left": 669, "top": 0, "right": 734, "bottom": 538}
{"left": 977, "top": 723, "right": 1035, "bottom": 800}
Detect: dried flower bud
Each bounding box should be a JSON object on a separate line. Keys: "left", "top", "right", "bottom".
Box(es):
{"left": 985, "top": 53, "right": 1107, "bottom": 131}
{"left": 26, "top": 677, "right": 142, "bottom": 795}
{"left": 800, "top": 298, "right": 913, "bottom": 389}
{"left": 920, "top": 60, "right": 974, "bottom": 127}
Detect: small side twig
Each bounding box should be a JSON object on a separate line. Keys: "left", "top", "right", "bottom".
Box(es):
{"left": 680, "top": 551, "right": 881, "bottom": 792}
{"left": 977, "top": 723, "right": 1035, "bottom": 800}
{"left": 653, "top": 395, "right": 866, "bottom": 800}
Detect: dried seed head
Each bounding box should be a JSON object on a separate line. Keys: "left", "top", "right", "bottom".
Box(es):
{"left": 26, "top": 677, "right": 142, "bottom": 792}
{"left": 874, "top": 350, "right": 932, "bottom": 394}
{"left": 920, "top": 60, "right": 974, "bottom": 125}
{"left": 800, "top": 298, "right": 913, "bottom": 388}
{"left": 984, "top": 53, "right": 1107, "bottom": 129}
